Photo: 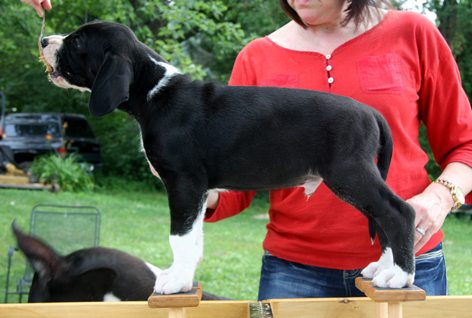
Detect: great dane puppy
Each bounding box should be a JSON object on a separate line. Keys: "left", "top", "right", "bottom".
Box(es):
{"left": 12, "top": 223, "right": 228, "bottom": 301}
{"left": 40, "top": 21, "right": 415, "bottom": 294}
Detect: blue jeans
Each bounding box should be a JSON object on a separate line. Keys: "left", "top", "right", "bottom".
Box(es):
{"left": 258, "top": 243, "right": 447, "bottom": 300}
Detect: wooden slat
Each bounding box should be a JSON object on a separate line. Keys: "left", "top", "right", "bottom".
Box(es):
{"left": 268, "top": 296, "right": 472, "bottom": 318}
{"left": 0, "top": 301, "right": 254, "bottom": 318}
{"left": 148, "top": 289, "right": 200, "bottom": 308}
{"left": 148, "top": 281, "right": 203, "bottom": 308}
{"left": 355, "top": 277, "right": 426, "bottom": 302}
{"left": 0, "top": 297, "right": 471, "bottom": 318}
{"left": 268, "top": 297, "right": 375, "bottom": 317}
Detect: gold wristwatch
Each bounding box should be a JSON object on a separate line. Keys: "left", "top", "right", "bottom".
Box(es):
{"left": 433, "top": 178, "right": 465, "bottom": 211}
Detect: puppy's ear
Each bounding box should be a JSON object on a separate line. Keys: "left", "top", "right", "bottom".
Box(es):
{"left": 89, "top": 53, "right": 132, "bottom": 117}
{"left": 12, "top": 222, "right": 60, "bottom": 282}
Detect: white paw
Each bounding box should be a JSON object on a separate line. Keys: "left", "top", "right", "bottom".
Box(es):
{"left": 372, "top": 264, "right": 414, "bottom": 288}
{"left": 362, "top": 261, "right": 385, "bottom": 278}
{"left": 154, "top": 265, "right": 194, "bottom": 294}
{"left": 362, "top": 247, "right": 394, "bottom": 279}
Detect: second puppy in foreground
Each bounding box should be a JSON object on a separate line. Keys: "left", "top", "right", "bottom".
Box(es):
{"left": 12, "top": 224, "right": 227, "bottom": 302}
{"left": 40, "top": 21, "right": 416, "bottom": 294}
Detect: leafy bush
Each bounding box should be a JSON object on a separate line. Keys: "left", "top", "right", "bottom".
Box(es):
{"left": 30, "top": 153, "right": 94, "bottom": 192}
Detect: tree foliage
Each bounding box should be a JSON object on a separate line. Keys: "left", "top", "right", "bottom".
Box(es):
{"left": 1, "top": 1, "right": 470, "bottom": 184}
{"left": 0, "top": 0, "right": 288, "bottom": 184}
{"left": 426, "top": 0, "right": 472, "bottom": 96}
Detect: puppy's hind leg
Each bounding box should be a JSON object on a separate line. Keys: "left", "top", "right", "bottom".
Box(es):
{"left": 154, "top": 187, "right": 207, "bottom": 295}
{"left": 369, "top": 194, "right": 416, "bottom": 288}
{"left": 362, "top": 225, "right": 393, "bottom": 278}
{"left": 325, "top": 164, "right": 415, "bottom": 288}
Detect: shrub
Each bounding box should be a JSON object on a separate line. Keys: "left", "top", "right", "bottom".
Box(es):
{"left": 30, "top": 153, "right": 95, "bottom": 192}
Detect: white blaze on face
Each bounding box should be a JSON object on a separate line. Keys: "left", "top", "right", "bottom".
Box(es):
{"left": 42, "top": 35, "right": 91, "bottom": 92}
{"left": 42, "top": 35, "right": 64, "bottom": 71}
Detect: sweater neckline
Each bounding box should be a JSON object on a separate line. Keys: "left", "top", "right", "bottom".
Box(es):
{"left": 264, "top": 10, "right": 393, "bottom": 57}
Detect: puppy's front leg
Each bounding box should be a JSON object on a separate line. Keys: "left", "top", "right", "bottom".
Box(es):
{"left": 154, "top": 193, "right": 206, "bottom": 295}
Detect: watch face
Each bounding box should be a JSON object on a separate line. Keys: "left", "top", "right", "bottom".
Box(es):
{"left": 455, "top": 186, "right": 466, "bottom": 204}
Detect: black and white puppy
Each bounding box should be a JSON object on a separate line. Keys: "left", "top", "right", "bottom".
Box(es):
{"left": 12, "top": 224, "right": 227, "bottom": 302}
{"left": 40, "top": 21, "right": 416, "bottom": 294}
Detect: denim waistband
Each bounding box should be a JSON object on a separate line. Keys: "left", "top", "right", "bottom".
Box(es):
{"left": 265, "top": 242, "right": 444, "bottom": 262}
{"left": 416, "top": 243, "right": 444, "bottom": 261}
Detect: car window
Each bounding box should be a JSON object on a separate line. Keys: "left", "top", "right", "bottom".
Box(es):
{"left": 63, "top": 117, "right": 96, "bottom": 138}
{"left": 4, "top": 123, "right": 61, "bottom": 137}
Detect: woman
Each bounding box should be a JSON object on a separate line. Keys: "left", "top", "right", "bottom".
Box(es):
{"left": 206, "top": 0, "right": 472, "bottom": 300}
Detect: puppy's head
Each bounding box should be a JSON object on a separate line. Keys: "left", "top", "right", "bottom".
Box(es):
{"left": 41, "top": 22, "right": 135, "bottom": 117}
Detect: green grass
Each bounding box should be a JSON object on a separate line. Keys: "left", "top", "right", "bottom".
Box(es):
{"left": 441, "top": 213, "right": 472, "bottom": 295}
{"left": 1, "top": 186, "right": 471, "bottom": 303}
{"left": 0, "top": 186, "right": 268, "bottom": 302}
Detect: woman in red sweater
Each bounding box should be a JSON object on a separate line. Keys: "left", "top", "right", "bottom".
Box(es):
{"left": 206, "top": 0, "right": 472, "bottom": 299}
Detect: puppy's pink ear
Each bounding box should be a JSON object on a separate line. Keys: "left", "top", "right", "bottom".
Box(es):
{"left": 89, "top": 53, "right": 132, "bottom": 117}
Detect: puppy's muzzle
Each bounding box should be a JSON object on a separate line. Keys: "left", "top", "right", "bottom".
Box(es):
{"left": 41, "top": 38, "right": 50, "bottom": 49}
{"left": 40, "top": 35, "right": 63, "bottom": 80}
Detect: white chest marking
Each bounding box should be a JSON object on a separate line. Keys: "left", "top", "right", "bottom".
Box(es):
{"left": 147, "top": 56, "right": 180, "bottom": 101}
{"left": 103, "top": 292, "right": 121, "bottom": 302}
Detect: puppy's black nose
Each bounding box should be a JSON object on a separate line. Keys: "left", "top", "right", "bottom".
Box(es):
{"left": 41, "top": 38, "right": 49, "bottom": 48}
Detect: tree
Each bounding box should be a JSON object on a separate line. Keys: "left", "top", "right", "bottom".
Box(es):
{"left": 426, "top": 0, "right": 472, "bottom": 96}
{"left": 0, "top": 1, "right": 290, "bottom": 184}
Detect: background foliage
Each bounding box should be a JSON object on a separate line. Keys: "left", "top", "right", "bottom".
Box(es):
{"left": 0, "top": 0, "right": 471, "bottom": 183}
{"left": 0, "top": 0, "right": 288, "bottom": 185}
{"left": 30, "top": 153, "right": 95, "bottom": 191}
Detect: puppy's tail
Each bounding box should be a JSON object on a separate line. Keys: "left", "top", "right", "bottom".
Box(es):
{"left": 369, "top": 113, "right": 393, "bottom": 244}
{"left": 375, "top": 113, "right": 393, "bottom": 181}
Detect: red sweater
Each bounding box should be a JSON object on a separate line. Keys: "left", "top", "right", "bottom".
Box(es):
{"left": 205, "top": 10, "right": 472, "bottom": 270}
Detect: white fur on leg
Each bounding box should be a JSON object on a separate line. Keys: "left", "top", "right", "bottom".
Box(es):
{"left": 362, "top": 247, "right": 394, "bottom": 279}
{"left": 372, "top": 264, "right": 414, "bottom": 288}
{"left": 362, "top": 247, "right": 414, "bottom": 288}
{"left": 154, "top": 204, "right": 205, "bottom": 294}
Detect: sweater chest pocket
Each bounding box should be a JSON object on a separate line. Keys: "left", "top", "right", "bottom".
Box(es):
{"left": 357, "top": 54, "right": 404, "bottom": 93}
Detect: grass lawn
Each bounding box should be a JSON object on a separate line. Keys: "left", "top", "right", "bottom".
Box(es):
{"left": 441, "top": 213, "right": 472, "bottom": 295}
{"left": 0, "top": 187, "right": 268, "bottom": 302}
{"left": 1, "top": 186, "right": 471, "bottom": 303}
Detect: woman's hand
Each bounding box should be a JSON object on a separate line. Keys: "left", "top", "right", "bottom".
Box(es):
{"left": 207, "top": 192, "right": 220, "bottom": 209}
{"left": 20, "top": 0, "right": 52, "bottom": 17}
{"left": 407, "top": 186, "right": 452, "bottom": 253}
{"left": 407, "top": 162, "right": 472, "bottom": 253}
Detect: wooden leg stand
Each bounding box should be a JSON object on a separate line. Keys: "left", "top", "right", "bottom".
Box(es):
{"left": 148, "top": 282, "right": 202, "bottom": 318}
{"left": 355, "top": 277, "right": 426, "bottom": 318}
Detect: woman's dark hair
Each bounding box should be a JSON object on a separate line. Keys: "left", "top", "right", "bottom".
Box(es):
{"left": 278, "top": 0, "right": 392, "bottom": 28}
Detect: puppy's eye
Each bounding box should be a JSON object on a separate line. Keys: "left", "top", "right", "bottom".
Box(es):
{"left": 71, "top": 38, "right": 80, "bottom": 48}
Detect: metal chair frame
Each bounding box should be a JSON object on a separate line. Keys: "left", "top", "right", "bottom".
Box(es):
{"left": 4, "top": 203, "right": 101, "bottom": 303}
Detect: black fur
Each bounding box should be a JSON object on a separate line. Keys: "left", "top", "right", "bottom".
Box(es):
{"left": 44, "top": 21, "right": 416, "bottom": 287}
